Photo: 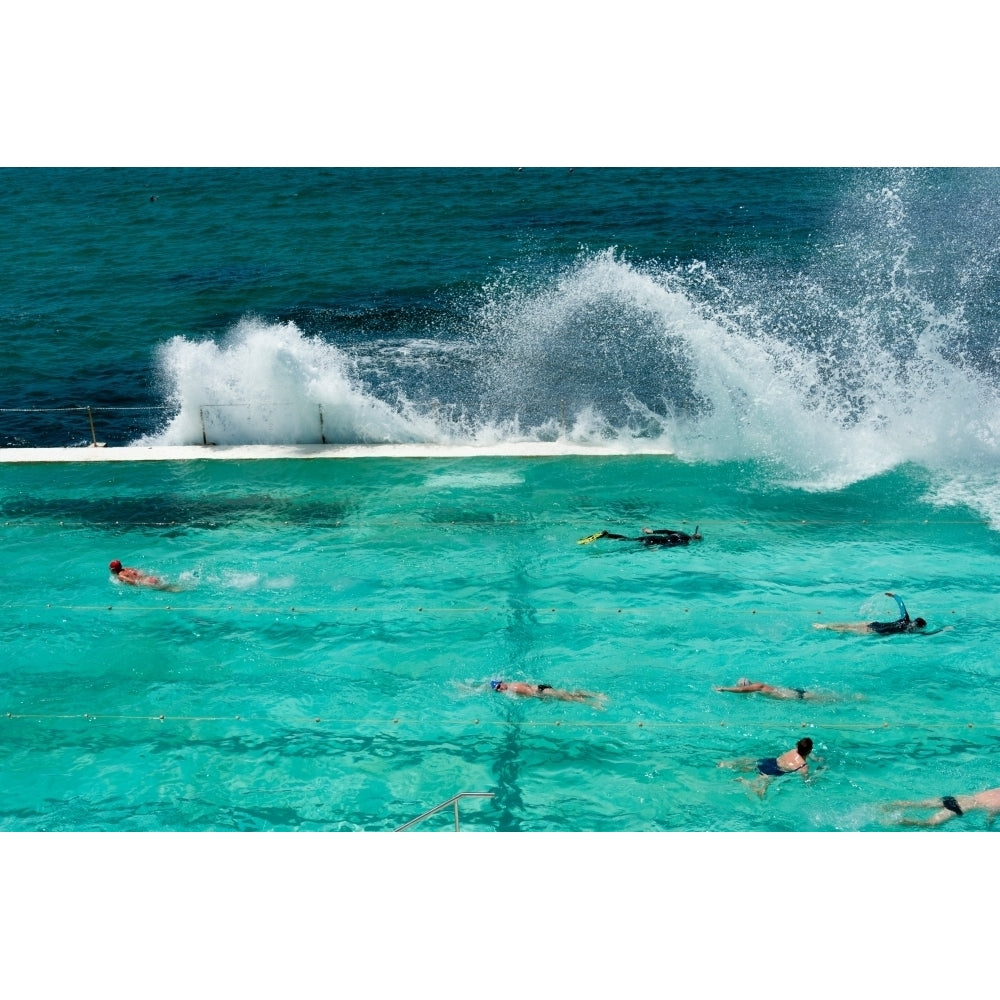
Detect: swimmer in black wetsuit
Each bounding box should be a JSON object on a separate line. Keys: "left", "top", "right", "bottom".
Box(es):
{"left": 885, "top": 786, "right": 1000, "bottom": 827}
{"left": 490, "top": 679, "right": 606, "bottom": 707}
{"left": 719, "top": 737, "right": 814, "bottom": 797}
{"left": 578, "top": 526, "right": 702, "bottom": 546}
{"left": 813, "top": 592, "right": 927, "bottom": 634}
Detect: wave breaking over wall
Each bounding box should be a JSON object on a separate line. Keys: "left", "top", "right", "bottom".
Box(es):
{"left": 134, "top": 171, "right": 1000, "bottom": 527}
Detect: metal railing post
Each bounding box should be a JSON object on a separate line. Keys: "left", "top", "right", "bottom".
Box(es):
{"left": 394, "top": 791, "right": 495, "bottom": 832}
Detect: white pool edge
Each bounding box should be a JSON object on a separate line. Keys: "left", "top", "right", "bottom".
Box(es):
{"left": 0, "top": 442, "right": 674, "bottom": 463}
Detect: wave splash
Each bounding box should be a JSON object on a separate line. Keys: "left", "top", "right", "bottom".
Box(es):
{"left": 141, "top": 317, "right": 441, "bottom": 447}
{"left": 140, "top": 171, "right": 1000, "bottom": 508}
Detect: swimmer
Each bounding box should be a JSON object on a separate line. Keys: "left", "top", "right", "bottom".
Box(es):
{"left": 718, "top": 737, "right": 814, "bottom": 797}
{"left": 813, "top": 592, "right": 927, "bottom": 635}
{"left": 715, "top": 679, "right": 826, "bottom": 701}
{"left": 490, "top": 679, "right": 606, "bottom": 707}
{"left": 577, "top": 526, "right": 702, "bottom": 547}
{"left": 885, "top": 786, "right": 1000, "bottom": 828}
{"left": 109, "top": 559, "right": 182, "bottom": 592}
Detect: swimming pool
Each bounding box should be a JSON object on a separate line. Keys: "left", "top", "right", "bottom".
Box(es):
{"left": 2, "top": 450, "right": 997, "bottom": 831}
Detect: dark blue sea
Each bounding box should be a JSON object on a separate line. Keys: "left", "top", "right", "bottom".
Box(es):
{"left": 4, "top": 169, "right": 1000, "bottom": 491}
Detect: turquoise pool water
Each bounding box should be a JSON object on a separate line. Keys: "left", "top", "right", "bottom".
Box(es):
{"left": 3, "top": 453, "right": 997, "bottom": 831}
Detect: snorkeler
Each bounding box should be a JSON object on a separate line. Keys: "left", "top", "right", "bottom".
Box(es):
{"left": 812, "top": 592, "right": 927, "bottom": 635}
{"left": 718, "top": 737, "right": 814, "bottom": 797}
{"left": 885, "top": 786, "right": 1000, "bottom": 827}
{"left": 490, "top": 679, "right": 606, "bottom": 707}
{"left": 577, "top": 526, "right": 702, "bottom": 546}
{"left": 715, "top": 679, "right": 823, "bottom": 701}
{"left": 109, "top": 559, "right": 182, "bottom": 592}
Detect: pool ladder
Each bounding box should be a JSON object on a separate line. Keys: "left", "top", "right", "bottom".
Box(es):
{"left": 394, "top": 792, "right": 495, "bottom": 832}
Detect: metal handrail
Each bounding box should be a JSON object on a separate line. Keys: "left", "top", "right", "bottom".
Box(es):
{"left": 1, "top": 399, "right": 572, "bottom": 447}
{"left": 394, "top": 791, "right": 495, "bottom": 832}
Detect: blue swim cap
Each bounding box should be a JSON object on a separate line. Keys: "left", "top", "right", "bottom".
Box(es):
{"left": 490, "top": 679, "right": 503, "bottom": 690}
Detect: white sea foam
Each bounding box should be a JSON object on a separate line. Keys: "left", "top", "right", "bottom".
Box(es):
{"left": 923, "top": 473, "right": 1000, "bottom": 532}
{"left": 138, "top": 316, "right": 441, "bottom": 447}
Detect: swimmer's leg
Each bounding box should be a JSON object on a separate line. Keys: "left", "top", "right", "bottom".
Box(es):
{"left": 736, "top": 775, "right": 771, "bottom": 798}
{"left": 898, "top": 809, "right": 957, "bottom": 827}
{"left": 718, "top": 757, "right": 756, "bottom": 772}
{"left": 887, "top": 797, "right": 948, "bottom": 809}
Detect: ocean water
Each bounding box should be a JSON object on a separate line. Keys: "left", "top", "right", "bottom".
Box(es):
{"left": 2, "top": 168, "right": 1000, "bottom": 831}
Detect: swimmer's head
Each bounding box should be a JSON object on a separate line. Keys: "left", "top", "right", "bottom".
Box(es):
{"left": 736, "top": 677, "right": 751, "bottom": 688}
{"left": 797, "top": 737, "right": 814, "bottom": 757}
{"left": 914, "top": 618, "right": 927, "bottom": 629}
{"left": 490, "top": 680, "right": 504, "bottom": 691}
{"left": 109, "top": 560, "right": 123, "bottom": 573}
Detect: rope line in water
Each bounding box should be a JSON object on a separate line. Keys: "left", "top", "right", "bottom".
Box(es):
{"left": 0, "top": 603, "right": 962, "bottom": 618}
{"left": 2, "top": 711, "right": 994, "bottom": 731}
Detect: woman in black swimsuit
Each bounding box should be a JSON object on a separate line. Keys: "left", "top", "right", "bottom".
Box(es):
{"left": 490, "top": 680, "right": 607, "bottom": 707}
{"left": 887, "top": 786, "right": 1000, "bottom": 827}
{"left": 716, "top": 679, "right": 812, "bottom": 700}
{"left": 719, "top": 738, "right": 814, "bottom": 797}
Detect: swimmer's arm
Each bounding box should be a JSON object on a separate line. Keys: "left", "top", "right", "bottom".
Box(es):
{"left": 886, "top": 592, "right": 908, "bottom": 619}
